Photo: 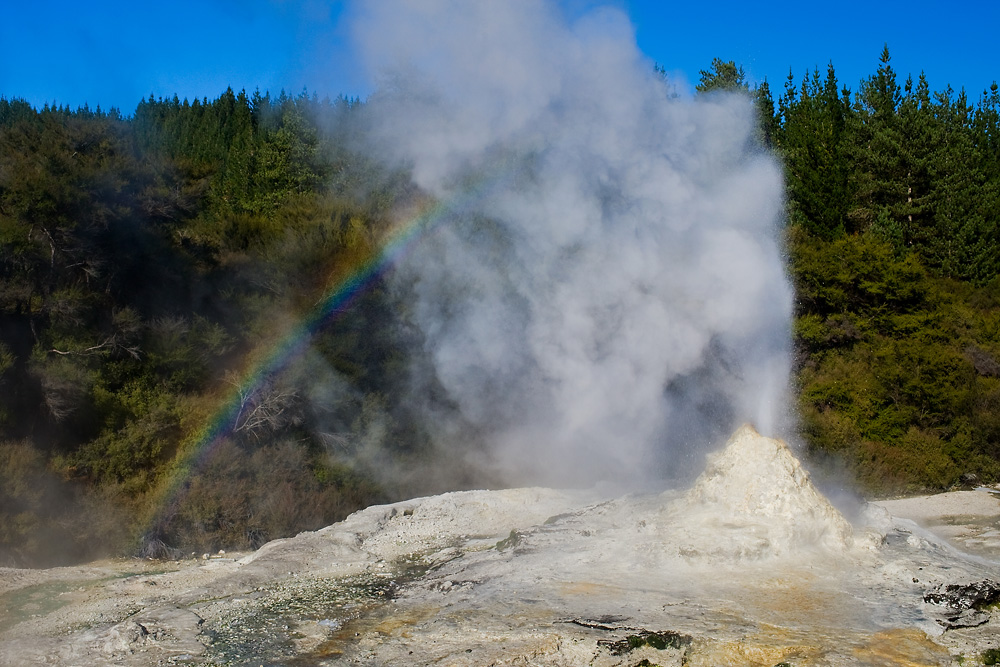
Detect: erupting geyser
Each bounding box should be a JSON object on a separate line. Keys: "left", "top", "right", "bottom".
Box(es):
{"left": 4, "top": 2, "right": 1000, "bottom": 666}
{"left": 351, "top": 0, "right": 793, "bottom": 487}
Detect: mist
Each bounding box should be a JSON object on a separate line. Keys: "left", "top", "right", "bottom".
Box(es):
{"left": 349, "top": 0, "right": 792, "bottom": 488}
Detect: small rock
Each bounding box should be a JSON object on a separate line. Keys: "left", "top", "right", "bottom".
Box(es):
{"left": 102, "top": 620, "right": 149, "bottom": 655}
{"left": 924, "top": 580, "right": 1000, "bottom": 610}
{"left": 924, "top": 580, "right": 1000, "bottom": 630}
{"left": 961, "top": 472, "right": 980, "bottom": 485}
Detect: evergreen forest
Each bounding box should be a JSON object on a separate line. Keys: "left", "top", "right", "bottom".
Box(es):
{"left": 2, "top": 48, "right": 1000, "bottom": 566}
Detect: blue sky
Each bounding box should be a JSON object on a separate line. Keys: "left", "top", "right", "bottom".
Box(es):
{"left": 2, "top": 0, "right": 997, "bottom": 114}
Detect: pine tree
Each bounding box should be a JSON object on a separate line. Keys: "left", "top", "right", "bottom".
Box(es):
{"left": 972, "top": 82, "right": 1000, "bottom": 280}
{"left": 754, "top": 79, "right": 778, "bottom": 148}
{"left": 696, "top": 58, "right": 749, "bottom": 94}
{"left": 216, "top": 89, "right": 256, "bottom": 214}
{"left": 919, "top": 87, "right": 994, "bottom": 280}
{"left": 779, "top": 63, "right": 851, "bottom": 239}
{"left": 848, "top": 45, "right": 908, "bottom": 236}
{"left": 894, "top": 73, "right": 935, "bottom": 249}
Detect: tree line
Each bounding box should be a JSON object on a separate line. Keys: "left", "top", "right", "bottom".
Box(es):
{"left": 1, "top": 48, "right": 999, "bottom": 566}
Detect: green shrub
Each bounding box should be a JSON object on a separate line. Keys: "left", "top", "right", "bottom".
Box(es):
{"left": 160, "top": 438, "right": 380, "bottom": 553}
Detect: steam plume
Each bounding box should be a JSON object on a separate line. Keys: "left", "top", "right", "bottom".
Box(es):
{"left": 350, "top": 0, "right": 791, "bottom": 487}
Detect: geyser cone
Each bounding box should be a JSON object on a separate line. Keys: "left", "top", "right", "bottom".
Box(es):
{"left": 664, "top": 425, "right": 854, "bottom": 561}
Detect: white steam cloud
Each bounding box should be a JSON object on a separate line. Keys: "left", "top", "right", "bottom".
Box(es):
{"left": 350, "top": 0, "right": 792, "bottom": 487}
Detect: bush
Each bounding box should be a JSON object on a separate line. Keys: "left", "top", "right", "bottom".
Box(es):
{"left": 791, "top": 230, "right": 1000, "bottom": 493}
{"left": 158, "top": 438, "right": 381, "bottom": 553}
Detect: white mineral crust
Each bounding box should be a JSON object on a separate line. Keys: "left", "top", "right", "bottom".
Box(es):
{"left": 2, "top": 426, "right": 999, "bottom": 666}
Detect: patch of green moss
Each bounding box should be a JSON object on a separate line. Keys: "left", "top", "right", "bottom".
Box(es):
{"left": 599, "top": 630, "right": 693, "bottom": 656}
{"left": 495, "top": 530, "right": 522, "bottom": 552}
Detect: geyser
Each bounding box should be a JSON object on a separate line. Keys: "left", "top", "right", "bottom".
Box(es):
{"left": 353, "top": 0, "right": 792, "bottom": 486}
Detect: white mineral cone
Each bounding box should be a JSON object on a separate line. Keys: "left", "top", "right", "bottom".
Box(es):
{"left": 663, "top": 424, "right": 854, "bottom": 561}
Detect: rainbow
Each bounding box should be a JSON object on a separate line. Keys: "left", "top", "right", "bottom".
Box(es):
{"left": 142, "top": 173, "right": 508, "bottom": 543}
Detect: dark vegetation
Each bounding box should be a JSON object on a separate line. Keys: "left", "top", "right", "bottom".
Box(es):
{"left": 1, "top": 47, "right": 999, "bottom": 566}
{"left": 697, "top": 52, "right": 1000, "bottom": 492}
{"left": 597, "top": 629, "right": 692, "bottom": 655}
{"left": 0, "top": 90, "right": 405, "bottom": 566}
{"left": 755, "top": 50, "right": 1000, "bottom": 494}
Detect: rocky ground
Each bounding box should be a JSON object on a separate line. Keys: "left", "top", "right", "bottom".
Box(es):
{"left": 2, "top": 426, "right": 1000, "bottom": 666}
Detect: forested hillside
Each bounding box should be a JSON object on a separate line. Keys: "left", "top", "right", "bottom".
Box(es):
{"left": 2, "top": 48, "right": 999, "bottom": 566}
{"left": 0, "top": 90, "right": 413, "bottom": 565}
{"left": 762, "top": 50, "right": 1000, "bottom": 492}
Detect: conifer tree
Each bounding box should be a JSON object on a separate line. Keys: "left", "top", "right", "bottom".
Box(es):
{"left": 972, "top": 83, "right": 1000, "bottom": 280}
{"left": 754, "top": 79, "right": 778, "bottom": 148}
{"left": 779, "top": 63, "right": 851, "bottom": 239}
{"left": 216, "top": 89, "right": 256, "bottom": 214}
{"left": 894, "top": 73, "right": 935, "bottom": 249}
{"left": 848, "top": 45, "right": 908, "bottom": 236}
{"left": 696, "top": 58, "right": 748, "bottom": 93}
{"left": 920, "top": 87, "right": 995, "bottom": 280}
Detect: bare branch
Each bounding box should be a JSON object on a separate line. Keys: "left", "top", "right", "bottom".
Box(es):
{"left": 225, "top": 372, "right": 299, "bottom": 440}
{"left": 50, "top": 334, "right": 141, "bottom": 359}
